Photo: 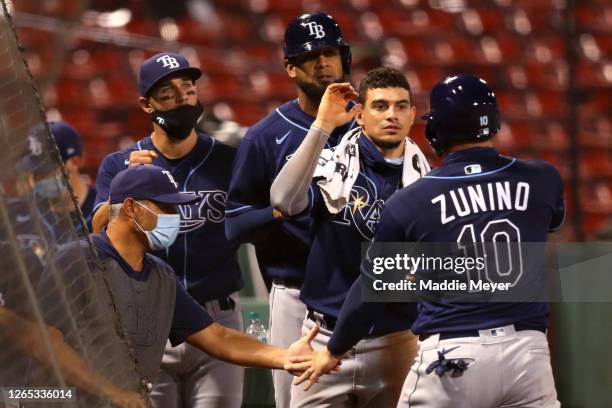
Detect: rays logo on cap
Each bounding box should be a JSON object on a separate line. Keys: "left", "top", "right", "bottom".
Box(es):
{"left": 156, "top": 54, "right": 180, "bottom": 69}
{"left": 27, "top": 136, "right": 42, "bottom": 156}
{"left": 162, "top": 170, "right": 179, "bottom": 189}
{"left": 303, "top": 22, "right": 325, "bottom": 39}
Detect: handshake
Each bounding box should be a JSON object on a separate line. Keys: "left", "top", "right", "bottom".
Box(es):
{"left": 285, "top": 326, "right": 345, "bottom": 391}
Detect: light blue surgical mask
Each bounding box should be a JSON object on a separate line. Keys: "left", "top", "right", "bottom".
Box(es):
{"left": 132, "top": 201, "right": 180, "bottom": 251}
{"left": 34, "top": 174, "right": 64, "bottom": 199}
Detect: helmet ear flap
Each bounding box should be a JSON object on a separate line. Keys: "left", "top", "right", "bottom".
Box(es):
{"left": 424, "top": 118, "right": 444, "bottom": 157}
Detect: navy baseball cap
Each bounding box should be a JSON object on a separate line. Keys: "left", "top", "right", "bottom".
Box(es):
{"left": 138, "top": 52, "right": 202, "bottom": 97}
{"left": 109, "top": 165, "right": 200, "bottom": 205}
{"left": 49, "top": 121, "right": 82, "bottom": 161}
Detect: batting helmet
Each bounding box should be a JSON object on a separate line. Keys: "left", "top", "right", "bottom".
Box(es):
{"left": 283, "top": 12, "right": 352, "bottom": 74}
{"left": 422, "top": 75, "right": 501, "bottom": 156}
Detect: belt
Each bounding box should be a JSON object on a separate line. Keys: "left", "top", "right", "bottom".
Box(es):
{"left": 306, "top": 308, "right": 337, "bottom": 331}
{"left": 273, "top": 277, "right": 303, "bottom": 289}
{"left": 419, "top": 324, "right": 546, "bottom": 342}
{"left": 202, "top": 296, "right": 235, "bottom": 311}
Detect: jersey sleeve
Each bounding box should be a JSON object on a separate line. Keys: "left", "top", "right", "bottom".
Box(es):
{"left": 93, "top": 154, "right": 123, "bottom": 214}
{"left": 327, "top": 276, "right": 385, "bottom": 355}
{"left": 327, "top": 206, "right": 407, "bottom": 355}
{"left": 227, "top": 136, "right": 271, "bottom": 214}
{"left": 169, "top": 281, "right": 214, "bottom": 346}
{"left": 225, "top": 135, "right": 278, "bottom": 243}
{"left": 548, "top": 167, "right": 565, "bottom": 232}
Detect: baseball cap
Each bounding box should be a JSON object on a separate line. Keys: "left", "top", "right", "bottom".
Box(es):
{"left": 109, "top": 165, "right": 200, "bottom": 205}
{"left": 49, "top": 121, "right": 83, "bottom": 162}
{"left": 138, "top": 52, "right": 202, "bottom": 97}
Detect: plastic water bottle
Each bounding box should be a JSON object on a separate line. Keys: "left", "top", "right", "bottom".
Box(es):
{"left": 245, "top": 312, "right": 267, "bottom": 343}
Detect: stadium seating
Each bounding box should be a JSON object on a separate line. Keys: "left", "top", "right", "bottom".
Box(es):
{"left": 12, "top": 0, "right": 612, "bottom": 238}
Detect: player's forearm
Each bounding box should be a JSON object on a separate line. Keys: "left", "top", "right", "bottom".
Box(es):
{"left": 224, "top": 205, "right": 277, "bottom": 243}
{"left": 1, "top": 309, "right": 129, "bottom": 402}
{"left": 187, "top": 323, "right": 286, "bottom": 369}
{"left": 270, "top": 125, "right": 330, "bottom": 216}
{"left": 327, "top": 276, "right": 385, "bottom": 355}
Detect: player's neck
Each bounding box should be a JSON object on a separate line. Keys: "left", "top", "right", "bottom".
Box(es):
{"left": 106, "top": 220, "right": 146, "bottom": 272}
{"left": 363, "top": 132, "right": 405, "bottom": 159}
{"left": 296, "top": 89, "right": 319, "bottom": 118}
{"left": 69, "top": 172, "right": 88, "bottom": 206}
{"left": 151, "top": 126, "right": 198, "bottom": 159}
{"left": 447, "top": 140, "right": 494, "bottom": 153}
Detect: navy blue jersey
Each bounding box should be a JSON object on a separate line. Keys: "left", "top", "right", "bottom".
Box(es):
{"left": 94, "top": 133, "right": 242, "bottom": 304}
{"left": 380, "top": 147, "right": 565, "bottom": 334}
{"left": 90, "top": 232, "right": 213, "bottom": 345}
{"left": 226, "top": 99, "right": 355, "bottom": 281}
{"left": 301, "top": 134, "right": 415, "bottom": 337}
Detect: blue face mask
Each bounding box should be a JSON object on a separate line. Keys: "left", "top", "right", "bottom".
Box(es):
{"left": 133, "top": 201, "right": 180, "bottom": 251}
{"left": 34, "top": 174, "right": 64, "bottom": 199}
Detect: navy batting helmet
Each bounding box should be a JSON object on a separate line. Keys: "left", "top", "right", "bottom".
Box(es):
{"left": 283, "top": 12, "right": 351, "bottom": 74}
{"left": 422, "top": 75, "right": 501, "bottom": 156}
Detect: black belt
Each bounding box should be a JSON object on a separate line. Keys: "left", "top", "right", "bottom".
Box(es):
{"left": 273, "top": 277, "right": 303, "bottom": 289}
{"left": 419, "top": 324, "right": 546, "bottom": 342}
{"left": 202, "top": 296, "right": 235, "bottom": 311}
{"left": 306, "top": 308, "right": 337, "bottom": 331}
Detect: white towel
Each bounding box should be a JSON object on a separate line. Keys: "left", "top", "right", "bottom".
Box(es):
{"left": 313, "top": 127, "right": 430, "bottom": 214}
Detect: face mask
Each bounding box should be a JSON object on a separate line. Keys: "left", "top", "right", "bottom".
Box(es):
{"left": 132, "top": 201, "right": 180, "bottom": 251}
{"left": 151, "top": 101, "right": 204, "bottom": 140}
{"left": 34, "top": 174, "right": 64, "bottom": 199}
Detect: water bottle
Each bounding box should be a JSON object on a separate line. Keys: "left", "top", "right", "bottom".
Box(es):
{"left": 245, "top": 312, "right": 267, "bottom": 343}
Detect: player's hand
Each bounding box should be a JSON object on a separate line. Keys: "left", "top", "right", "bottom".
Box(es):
{"left": 313, "top": 83, "right": 360, "bottom": 134}
{"left": 107, "top": 389, "right": 147, "bottom": 408}
{"left": 283, "top": 324, "right": 319, "bottom": 376}
{"left": 293, "top": 347, "right": 344, "bottom": 391}
{"left": 272, "top": 208, "right": 283, "bottom": 219}
{"left": 92, "top": 201, "right": 110, "bottom": 233}
{"left": 128, "top": 150, "right": 158, "bottom": 167}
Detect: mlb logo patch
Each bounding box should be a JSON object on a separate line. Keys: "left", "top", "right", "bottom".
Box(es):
{"left": 490, "top": 328, "right": 506, "bottom": 337}
{"left": 464, "top": 164, "right": 482, "bottom": 175}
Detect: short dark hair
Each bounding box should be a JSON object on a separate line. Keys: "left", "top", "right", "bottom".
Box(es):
{"left": 358, "top": 67, "right": 412, "bottom": 104}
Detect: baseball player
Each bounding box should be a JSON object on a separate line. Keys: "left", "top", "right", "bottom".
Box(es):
{"left": 92, "top": 52, "right": 245, "bottom": 408}
{"left": 301, "top": 75, "right": 564, "bottom": 407}
{"left": 37, "top": 165, "right": 324, "bottom": 405}
{"left": 48, "top": 120, "right": 97, "bottom": 231}
{"left": 271, "top": 68, "right": 430, "bottom": 407}
{"left": 225, "top": 12, "right": 355, "bottom": 408}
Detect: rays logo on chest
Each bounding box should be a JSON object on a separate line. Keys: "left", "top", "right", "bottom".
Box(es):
{"left": 331, "top": 185, "right": 385, "bottom": 240}
{"left": 178, "top": 190, "right": 227, "bottom": 233}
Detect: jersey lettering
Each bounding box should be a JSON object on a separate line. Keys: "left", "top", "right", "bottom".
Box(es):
{"left": 331, "top": 185, "right": 384, "bottom": 240}
{"left": 433, "top": 182, "right": 531, "bottom": 224}
{"left": 178, "top": 190, "right": 227, "bottom": 233}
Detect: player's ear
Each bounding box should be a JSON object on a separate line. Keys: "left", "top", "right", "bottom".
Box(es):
{"left": 285, "top": 61, "right": 297, "bottom": 79}
{"left": 122, "top": 198, "right": 136, "bottom": 218}
{"left": 355, "top": 104, "right": 365, "bottom": 126}
{"left": 139, "top": 97, "right": 154, "bottom": 114}
{"left": 408, "top": 105, "right": 416, "bottom": 126}
{"left": 65, "top": 156, "right": 81, "bottom": 172}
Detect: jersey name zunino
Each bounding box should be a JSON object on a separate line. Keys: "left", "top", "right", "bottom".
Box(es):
{"left": 432, "top": 181, "right": 530, "bottom": 225}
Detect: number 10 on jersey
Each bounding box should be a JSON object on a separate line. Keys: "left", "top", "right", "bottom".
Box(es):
{"left": 457, "top": 219, "right": 524, "bottom": 291}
